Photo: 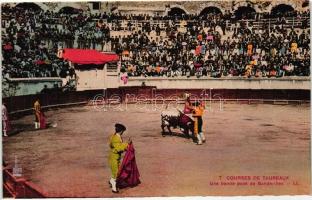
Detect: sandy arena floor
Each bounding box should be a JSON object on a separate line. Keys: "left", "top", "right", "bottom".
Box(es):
{"left": 2, "top": 103, "right": 311, "bottom": 197}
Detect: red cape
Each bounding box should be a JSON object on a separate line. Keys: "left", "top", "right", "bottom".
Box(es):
{"left": 116, "top": 143, "right": 141, "bottom": 188}
{"left": 40, "top": 112, "right": 46, "bottom": 129}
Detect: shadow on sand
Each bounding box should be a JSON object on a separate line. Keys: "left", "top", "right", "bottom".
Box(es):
{"left": 161, "top": 130, "right": 197, "bottom": 143}
{"left": 6, "top": 123, "right": 53, "bottom": 137}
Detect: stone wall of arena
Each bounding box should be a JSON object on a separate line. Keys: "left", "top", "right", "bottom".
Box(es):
{"left": 4, "top": 77, "right": 310, "bottom": 96}
{"left": 125, "top": 77, "right": 310, "bottom": 90}
{"left": 2, "top": 78, "right": 62, "bottom": 97}
{"left": 6, "top": 0, "right": 308, "bottom": 15}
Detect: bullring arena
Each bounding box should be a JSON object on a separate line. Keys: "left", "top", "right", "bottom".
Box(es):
{"left": 1, "top": 0, "right": 311, "bottom": 198}
{"left": 2, "top": 88, "right": 311, "bottom": 197}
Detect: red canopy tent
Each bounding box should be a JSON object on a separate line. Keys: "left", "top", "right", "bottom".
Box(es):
{"left": 62, "top": 48, "right": 119, "bottom": 65}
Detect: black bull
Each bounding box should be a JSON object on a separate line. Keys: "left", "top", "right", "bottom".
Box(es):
{"left": 161, "top": 111, "right": 194, "bottom": 138}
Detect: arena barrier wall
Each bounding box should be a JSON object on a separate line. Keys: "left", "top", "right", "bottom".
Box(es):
{"left": 3, "top": 167, "right": 47, "bottom": 198}
{"left": 3, "top": 87, "right": 310, "bottom": 116}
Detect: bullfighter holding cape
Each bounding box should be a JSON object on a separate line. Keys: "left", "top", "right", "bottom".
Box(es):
{"left": 34, "top": 98, "right": 46, "bottom": 129}
{"left": 108, "top": 123, "right": 140, "bottom": 193}
{"left": 34, "top": 98, "right": 41, "bottom": 129}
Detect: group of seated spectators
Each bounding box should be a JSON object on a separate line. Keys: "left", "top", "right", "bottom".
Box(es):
{"left": 2, "top": 6, "right": 74, "bottom": 79}
{"left": 1, "top": 4, "right": 310, "bottom": 80}
{"left": 115, "top": 13, "right": 310, "bottom": 78}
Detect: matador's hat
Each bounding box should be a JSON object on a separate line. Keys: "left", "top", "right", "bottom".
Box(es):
{"left": 115, "top": 123, "right": 126, "bottom": 133}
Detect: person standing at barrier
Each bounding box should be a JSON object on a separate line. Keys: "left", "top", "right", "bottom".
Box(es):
{"left": 198, "top": 100, "right": 206, "bottom": 143}
{"left": 183, "top": 96, "right": 193, "bottom": 115}
{"left": 182, "top": 95, "right": 194, "bottom": 138}
{"left": 2, "top": 103, "right": 11, "bottom": 137}
{"left": 108, "top": 123, "right": 131, "bottom": 193}
{"left": 34, "top": 98, "right": 41, "bottom": 129}
{"left": 193, "top": 101, "right": 206, "bottom": 145}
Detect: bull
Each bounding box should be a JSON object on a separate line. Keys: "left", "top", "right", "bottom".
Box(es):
{"left": 161, "top": 109, "right": 194, "bottom": 138}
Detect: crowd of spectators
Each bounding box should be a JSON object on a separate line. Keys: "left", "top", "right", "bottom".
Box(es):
{"left": 1, "top": 4, "right": 310, "bottom": 80}
{"left": 1, "top": 5, "right": 109, "bottom": 79}
{"left": 113, "top": 11, "right": 310, "bottom": 78}
{"left": 118, "top": 27, "right": 310, "bottom": 78}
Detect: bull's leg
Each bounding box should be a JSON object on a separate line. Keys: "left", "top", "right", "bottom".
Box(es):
{"left": 189, "top": 122, "right": 196, "bottom": 142}
{"left": 161, "top": 124, "right": 166, "bottom": 137}
{"left": 167, "top": 126, "right": 173, "bottom": 135}
{"left": 183, "top": 125, "right": 190, "bottom": 139}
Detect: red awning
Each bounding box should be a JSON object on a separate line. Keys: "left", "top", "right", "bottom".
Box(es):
{"left": 62, "top": 48, "right": 119, "bottom": 65}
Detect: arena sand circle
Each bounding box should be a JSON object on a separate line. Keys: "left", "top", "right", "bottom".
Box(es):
{"left": 3, "top": 103, "right": 310, "bottom": 197}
